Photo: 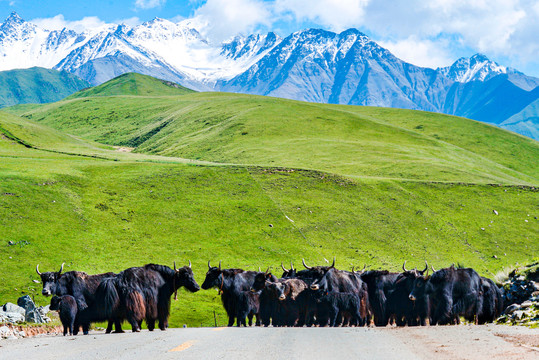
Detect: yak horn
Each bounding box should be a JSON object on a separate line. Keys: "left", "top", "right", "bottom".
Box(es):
{"left": 361, "top": 264, "right": 366, "bottom": 273}
{"left": 188, "top": 260, "right": 192, "bottom": 268}
{"left": 324, "top": 258, "right": 329, "bottom": 264}
{"left": 302, "top": 259, "right": 312, "bottom": 269}
{"left": 422, "top": 261, "right": 428, "bottom": 274}
{"left": 330, "top": 257, "right": 335, "bottom": 268}
{"left": 208, "top": 260, "right": 211, "bottom": 269}
{"left": 218, "top": 260, "right": 221, "bottom": 270}
{"left": 431, "top": 265, "right": 437, "bottom": 272}
{"left": 265, "top": 267, "right": 271, "bottom": 275}
{"left": 174, "top": 261, "right": 177, "bottom": 271}
{"left": 36, "top": 264, "right": 42, "bottom": 276}
{"left": 290, "top": 262, "right": 294, "bottom": 271}
{"left": 259, "top": 266, "right": 261, "bottom": 272}
{"left": 59, "top": 262, "right": 65, "bottom": 274}
{"left": 281, "top": 262, "right": 288, "bottom": 272}
{"left": 402, "top": 261, "right": 408, "bottom": 272}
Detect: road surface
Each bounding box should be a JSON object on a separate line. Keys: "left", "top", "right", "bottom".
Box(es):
{"left": 0, "top": 325, "right": 537, "bottom": 360}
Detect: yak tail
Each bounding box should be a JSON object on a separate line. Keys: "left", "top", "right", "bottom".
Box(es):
{"left": 126, "top": 290, "right": 146, "bottom": 322}
{"left": 97, "top": 277, "right": 120, "bottom": 318}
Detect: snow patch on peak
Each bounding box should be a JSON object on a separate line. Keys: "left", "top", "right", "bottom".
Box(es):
{"left": 440, "top": 53, "right": 508, "bottom": 83}
{"left": 2, "top": 12, "right": 24, "bottom": 26}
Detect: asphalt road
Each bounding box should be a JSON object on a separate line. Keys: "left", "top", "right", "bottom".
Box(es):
{"left": 0, "top": 325, "right": 537, "bottom": 360}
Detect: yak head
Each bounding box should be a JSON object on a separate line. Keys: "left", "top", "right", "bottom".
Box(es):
{"left": 266, "top": 282, "right": 288, "bottom": 301}
{"left": 201, "top": 260, "right": 223, "bottom": 290}
{"left": 303, "top": 257, "right": 335, "bottom": 290}
{"left": 251, "top": 268, "right": 277, "bottom": 292}
{"left": 309, "top": 265, "right": 336, "bottom": 291}
{"left": 174, "top": 261, "right": 200, "bottom": 294}
{"left": 395, "top": 260, "right": 429, "bottom": 301}
{"left": 36, "top": 263, "right": 64, "bottom": 296}
{"left": 49, "top": 295, "right": 61, "bottom": 311}
{"left": 280, "top": 262, "right": 297, "bottom": 279}
{"left": 406, "top": 261, "right": 431, "bottom": 301}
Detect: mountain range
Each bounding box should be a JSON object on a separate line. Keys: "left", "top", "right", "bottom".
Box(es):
{"left": 0, "top": 67, "right": 89, "bottom": 108}
{"left": 1, "top": 12, "right": 538, "bottom": 140}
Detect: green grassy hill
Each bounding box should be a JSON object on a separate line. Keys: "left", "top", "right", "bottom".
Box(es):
{"left": 0, "top": 67, "right": 89, "bottom": 108}
{"left": 1, "top": 73, "right": 537, "bottom": 327}
{"left": 65, "top": 72, "right": 195, "bottom": 99}
{"left": 9, "top": 91, "right": 538, "bottom": 185}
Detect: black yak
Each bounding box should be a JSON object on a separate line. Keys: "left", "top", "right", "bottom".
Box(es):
{"left": 50, "top": 295, "right": 78, "bottom": 336}
{"left": 201, "top": 261, "right": 260, "bottom": 326}
{"left": 102, "top": 261, "right": 199, "bottom": 332}
{"left": 36, "top": 263, "right": 120, "bottom": 334}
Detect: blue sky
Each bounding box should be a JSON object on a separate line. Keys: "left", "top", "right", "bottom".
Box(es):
{"left": 1, "top": 0, "right": 539, "bottom": 77}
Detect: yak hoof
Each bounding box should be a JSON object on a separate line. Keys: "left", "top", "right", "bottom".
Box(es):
{"left": 113, "top": 330, "right": 125, "bottom": 334}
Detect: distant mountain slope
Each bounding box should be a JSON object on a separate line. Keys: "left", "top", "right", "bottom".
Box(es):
{"left": 1, "top": 13, "right": 538, "bottom": 139}
{"left": 218, "top": 28, "right": 450, "bottom": 110}
{"left": 10, "top": 76, "right": 538, "bottom": 185}
{"left": 500, "top": 99, "right": 539, "bottom": 140}
{"left": 442, "top": 74, "right": 539, "bottom": 124}
{"left": 67, "top": 72, "right": 195, "bottom": 98}
{"left": 0, "top": 67, "right": 89, "bottom": 108}
{"left": 219, "top": 35, "right": 539, "bottom": 139}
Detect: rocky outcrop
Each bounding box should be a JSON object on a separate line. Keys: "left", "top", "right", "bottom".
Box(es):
{"left": 497, "top": 262, "right": 539, "bottom": 327}
{"left": 0, "top": 296, "right": 51, "bottom": 327}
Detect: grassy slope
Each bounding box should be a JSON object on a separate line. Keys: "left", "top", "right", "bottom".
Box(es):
{"left": 0, "top": 67, "right": 89, "bottom": 108}
{"left": 65, "top": 72, "right": 195, "bottom": 99}
{"left": 10, "top": 92, "right": 538, "bottom": 185}
{"left": 1, "top": 75, "right": 538, "bottom": 327}
{"left": 1, "top": 149, "right": 537, "bottom": 327}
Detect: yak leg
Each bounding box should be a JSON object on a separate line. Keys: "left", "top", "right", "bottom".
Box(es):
{"left": 105, "top": 320, "right": 114, "bottom": 334}
{"left": 72, "top": 317, "right": 80, "bottom": 335}
{"left": 69, "top": 318, "right": 75, "bottom": 336}
{"left": 255, "top": 313, "right": 261, "bottom": 326}
{"left": 328, "top": 306, "right": 339, "bottom": 327}
{"left": 128, "top": 319, "right": 140, "bottom": 332}
{"left": 158, "top": 317, "right": 168, "bottom": 330}
{"left": 237, "top": 312, "right": 247, "bottom": 327}
{"left": 147, "top": 318, "right": 156, "bottom": 331}
{"left": 113, "top": 319, "right": 124, "bottom": 333}
{"left": 82, "top": 322, "right": 90, "bottom": 335}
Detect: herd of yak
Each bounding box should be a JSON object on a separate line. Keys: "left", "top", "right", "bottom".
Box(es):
{"left": 35, "top": 258, "right": 504, "bottom": 335}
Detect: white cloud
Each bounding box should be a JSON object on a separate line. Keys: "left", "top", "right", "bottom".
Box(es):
{"left": 360, "top": 0, "right": 535, "bottom": 58}
{"left": 134, "top": 0, "right": 166, "bottom": 10}
{"left": 31, "top": 14, "right": 108, "bottom": 33}
{"left": 115, "top": 17, "right": 142, "bottom": 27}
{"left": 274, "top": 0, "right": 369, "bottom": 32}
{"left": 379, "top": 37, "right": 455, "bottom": 69}
{"left": 193, "top": 0, "right": 272, "bottom": 42}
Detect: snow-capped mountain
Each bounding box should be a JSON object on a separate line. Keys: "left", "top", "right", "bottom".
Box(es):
{"left": 438, "top": 54, "right": 512, "bottom": 83}
{"left": 0, "top": 12, "right": 84, "bottom": 71}
{"left": 1, "top": 12, "right": 538, "bottom": 139}
{"left": 219, "top": 28, "right": 453, "bottom": 110}
{"left": 0, "top": 12, "right": 279, "bottom": 89}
